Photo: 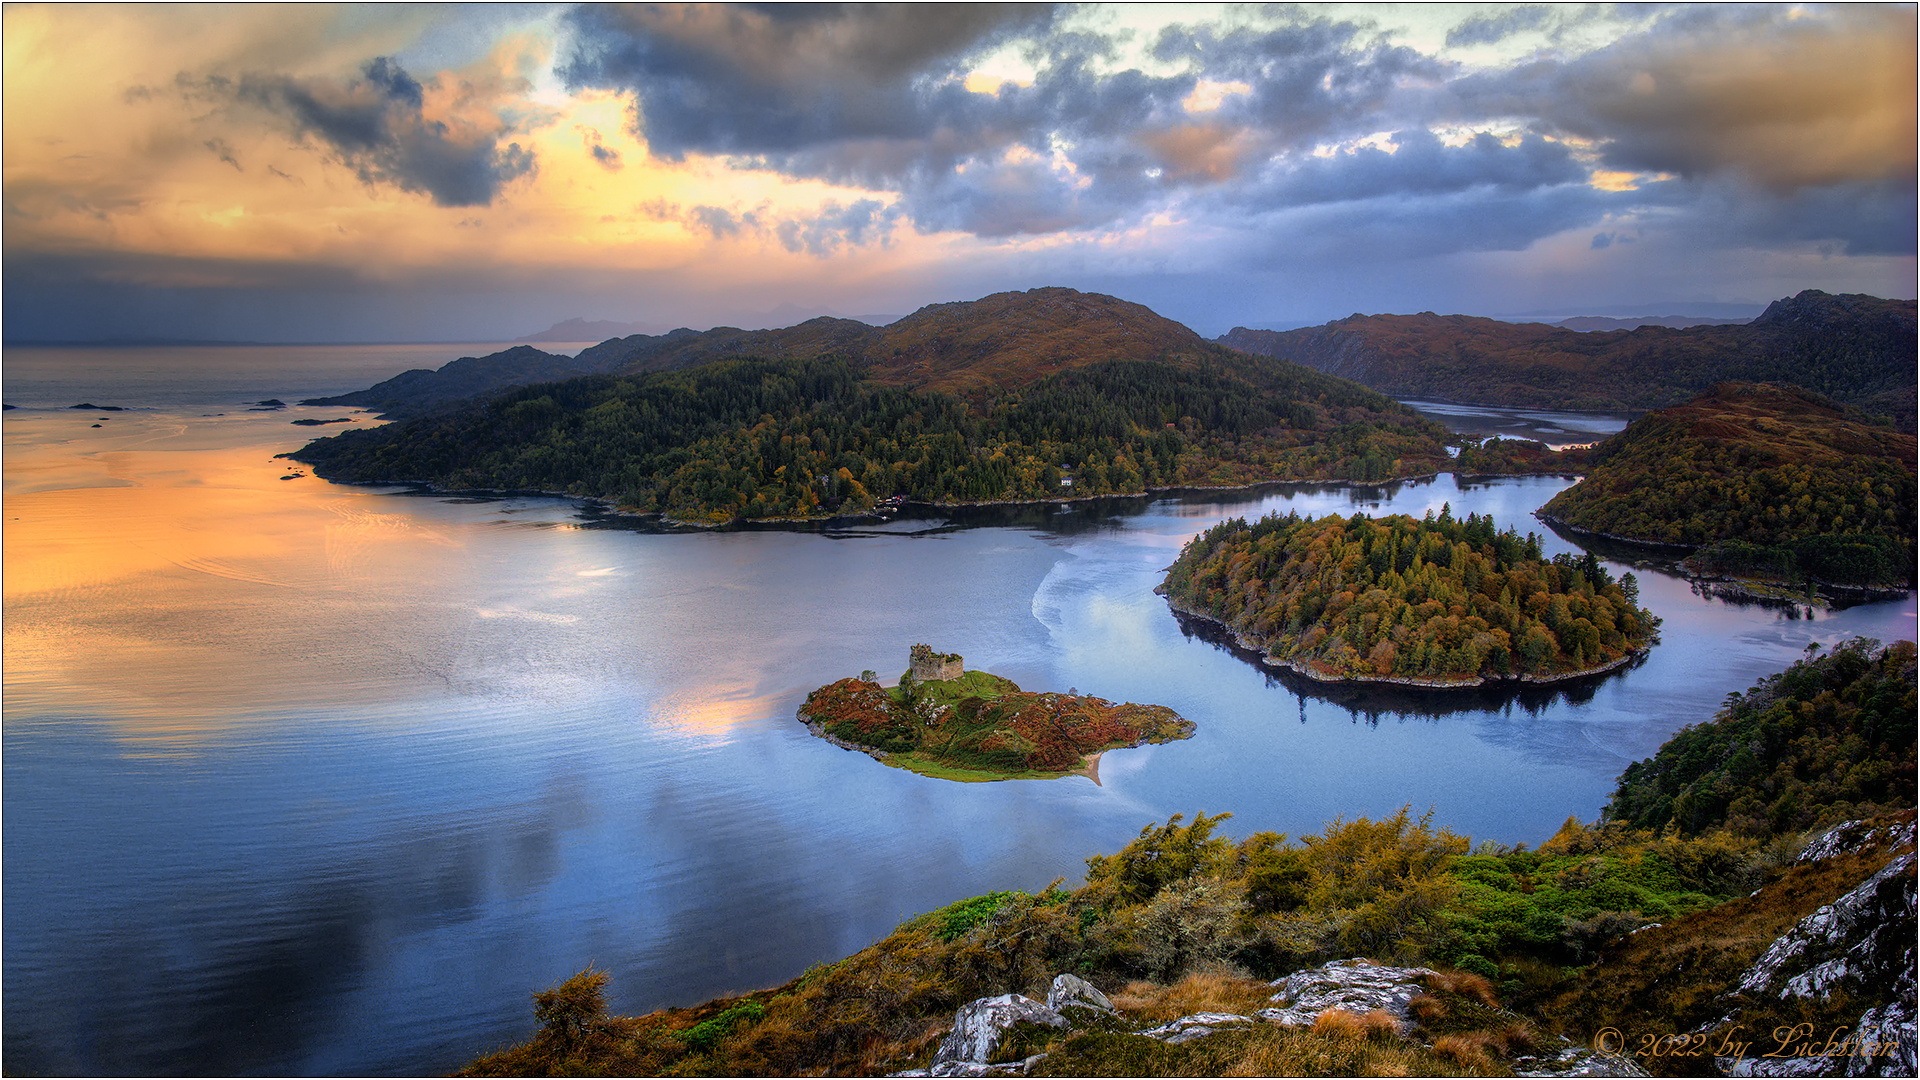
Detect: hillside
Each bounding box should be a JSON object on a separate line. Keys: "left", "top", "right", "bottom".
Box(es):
{"left": 1536, "top": 382, "right": 1915, "bottom": 587}
{"left": 461, "top": 642, "right": 1916, "bottom": 1078}
{"left": 1160, "top": 509, "right": 1656, "bottom": 685}
{"left": 309, "top": 288, "right": 1212, "bottom": 417}
{"left": 1219, "top": 290, "right": 1915, "bottom": 424}
{"left": 289, "top": 291, "right": 1454, "bottom": 522}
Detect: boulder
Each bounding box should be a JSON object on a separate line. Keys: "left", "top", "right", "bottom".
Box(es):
{"left": 1259, "top": 958, "right": 1437, "bottom": 1029}
{"left": 931, "top": 993, "right": 1066, "bottom": 1069}
{"left": 1045, "top": 974, "right": 1114, "bottom": 1015}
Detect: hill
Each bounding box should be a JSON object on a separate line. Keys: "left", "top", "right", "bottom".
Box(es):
{"left": 460, "top": 642, "right": 1915, "bottom": 1079}
{"left": 310, "top": 288, "right": 1213, "bottom": 418}
{"left": 1535, "top": 382, "right": 1915, "bottom": 588}
{"left": 288, "top": 290, "right": 1454, "bottom": 522}
{"left": 1219, "top": 290, "right": 1915, "bottom": 424}
{"left": 1159, "top": 509, "right": 1656, "bottom": 685}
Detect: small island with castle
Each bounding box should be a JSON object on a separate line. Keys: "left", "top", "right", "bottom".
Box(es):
{"left": 797, "top": 644, "right": 1196, "bottom": 783}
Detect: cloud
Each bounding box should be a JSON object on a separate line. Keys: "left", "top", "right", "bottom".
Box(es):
{"left": 559, "top": 3, "right": 1056, "bottom": 157}
{"left": 1237, "top": 128, "right": 1588, "bottom": 212}
{"left": 1455, "top": 5, "right": 1916, "bottom": 193}
{"left": 1446, "top": 6, "right": 1556, "bottom": 49}
{"left": 197, "top": 56, "right": 536, "bottom": 207}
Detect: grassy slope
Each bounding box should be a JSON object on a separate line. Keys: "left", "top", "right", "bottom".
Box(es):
{"left": 467, "top": 640, "right": 1915, "bottom": 1077}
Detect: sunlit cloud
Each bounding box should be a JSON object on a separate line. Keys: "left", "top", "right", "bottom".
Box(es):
{"left": 3, "top": 3, "right": 1911, "bottom": 341}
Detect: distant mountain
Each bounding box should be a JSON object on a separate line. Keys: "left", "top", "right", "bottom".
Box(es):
{"left": 1552, "top": 315, "right": 1751, "bottom": 331}
{"left": 1536, "top": 381, "right": 1914, "bottom": 586}
{"left": 1220, "top": 290, "right": 1915, "bottom": 424}
{"left": 515, "top": 318, "right": 670, "bottom": 343}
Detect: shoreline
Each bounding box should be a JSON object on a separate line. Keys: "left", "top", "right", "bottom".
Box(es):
{"left": 288, "top": 462, "right": 1597, "bottom": 532}
{"left": 1158, "top": 591, "right": 1650, "bottom": 689}
{"left": 798, "top": 713, "right": 1102, "bottom": 784}
{"left": 1536, "top": 512, "right": 1913, "bottom": 602}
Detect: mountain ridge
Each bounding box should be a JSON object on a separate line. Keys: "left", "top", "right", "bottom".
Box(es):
{"left": 1218, "top": 290, "right": 1915, "bottom": 424}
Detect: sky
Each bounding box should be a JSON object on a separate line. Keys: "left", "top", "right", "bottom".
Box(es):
{"left": 4, "top": 2, "right": 1914, "bottom": 343}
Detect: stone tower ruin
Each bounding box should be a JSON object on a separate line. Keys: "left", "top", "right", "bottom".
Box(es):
{"left": 909, "top": 643, "right": 964, "bottom": 682}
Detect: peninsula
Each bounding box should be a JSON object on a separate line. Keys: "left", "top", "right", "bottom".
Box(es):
{"left": 1160, "top": 509, "right": 1657, "bottom": 686}
{"left": 798, "top": 645, "right": 1194, "bottom": 782}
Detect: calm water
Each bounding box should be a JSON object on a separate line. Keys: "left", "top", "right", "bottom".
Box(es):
{"left": 5, "top": 346, "right": 1914, "bottom": 1075}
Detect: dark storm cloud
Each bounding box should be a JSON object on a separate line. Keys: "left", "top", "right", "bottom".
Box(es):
{"left": 1445, "top": 5, "right": 1555, "bottom": 49}
{"left": 192, "top": 57, "right": 535, "bottom": 207}
{"left": 559, "top": 3, "right": 1058, "bottom": 157}
{"left": 1243, "top": 179, "right": 1624, "bottom": 265}
{"left": 589, "top": 142, "right": 622, "bottom": 169}
{"left": 1151, "top": 19, "right": 1446, "bottom": 148}
{"left": 1664, "top": 178, "right": 1918, "bottom": 258}
{"left": 1240, "top": 129, "right": 1588, "bottom": 211}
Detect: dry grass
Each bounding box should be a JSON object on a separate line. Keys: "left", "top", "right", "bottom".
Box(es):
{"left": 1431, "top": 1032, "right": 1495, "bottom": 1070}
{"left": 1409, "top": 992, "right": 1449, "bottom": 1025}
{"left": 1108, "top": 969, "right": 1275, "bottom": 1023}
{"left": 1425, "top": 969, "right": 1500, "bottom": 1008}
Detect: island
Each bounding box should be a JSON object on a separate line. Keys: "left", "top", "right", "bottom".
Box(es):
{"left": 285, "top": 288, "right": 1456, "bottom": 526}
{"left": 1160, "top": 508, "right": 1657, "bottom": 686}
{"left": 797, "top": 644, "right": 1194, "bottom": 782}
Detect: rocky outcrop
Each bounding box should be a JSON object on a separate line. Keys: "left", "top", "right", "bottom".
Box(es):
{"left": 1139, "top": 1012, "right": 1256, "bottom": 1044}
{"left": 1259, "top": 957, "right": 1435, "bottom": 1030}
{"left": 927, "top": 993, "right": 1065, "bottom": 1073}
{"left": 1707, "top": 821, "right": 1918, "bottom": 1078}
{"left": 899, "top": 962, "right": 1651, "bottom": 1077}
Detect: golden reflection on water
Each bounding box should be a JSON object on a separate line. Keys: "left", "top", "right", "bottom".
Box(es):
{"left": 3, "top": 411, "right": 460, "bottom": 743}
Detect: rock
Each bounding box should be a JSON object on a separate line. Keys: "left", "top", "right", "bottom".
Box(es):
{"left": 1514, "top": 1043, "right": 1651, "bottom": 1077}
{"left": 1139, "top": 1012, "right": 1255, "bottom": 1045}
{"left": 1045, "top": 974, "right": 1114, "bottom": 1015}
{"left": 1794, "top": 820, "right": 1916, "bottom": 866}
{"left": 931, "top": 993, "right": 1066, "bottom": 1068}
{"left": 1259, "top": 958, "right": 1437, "bottom": 1029}
{"left": 1709, "top": 827, "right": 1917, "bottom": 1078}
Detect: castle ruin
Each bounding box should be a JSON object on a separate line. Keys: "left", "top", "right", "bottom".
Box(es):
{"left": 909, "top": 643, "right": 964, "bottom": 682}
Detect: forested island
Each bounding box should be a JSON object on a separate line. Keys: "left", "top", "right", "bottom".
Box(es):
{"left": 1537, "top": 382, "right": 1916, "bottom": 592}
{"left": 797, "top": 645, "right": 1194, "bottom": 782}
{"left": 465, "top": 639, "right": 1916, "bottom": 1079}
{"left": 1160, "top": 508, "right": 1657, "bottom": 686}
{"left": 287, "top": 289, "right": 1455, "bottom": 523}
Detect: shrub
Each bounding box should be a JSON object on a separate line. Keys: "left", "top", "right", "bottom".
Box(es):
{"left": 532, "top": 965, "right": 610, "bottom": 1051}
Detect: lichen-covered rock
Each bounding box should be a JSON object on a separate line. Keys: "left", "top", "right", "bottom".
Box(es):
{"left": 1259, "top": 958, "right": 1437, "bottom": 1029}
{"left": 1708, "top": 823, "right": 1918, "bottom": 1078}
{"left": 1139, "top": 1012, "right": 1256, "bottom": 1045}
{"left": 1044, "top": 974, "right": 1114, "bottom": 1016}
{"left": 931, "top": 993, "right": 1066, "bottom": 1068}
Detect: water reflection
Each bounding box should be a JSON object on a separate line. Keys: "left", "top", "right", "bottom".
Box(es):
{"left": 1167, "top": 608, "right": 1639, "bottom": 722}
